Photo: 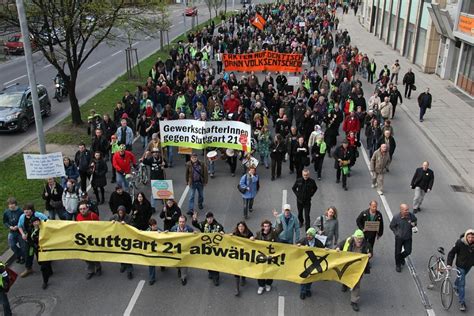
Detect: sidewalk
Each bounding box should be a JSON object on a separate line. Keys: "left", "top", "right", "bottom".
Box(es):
{"left": 339, "top": 11, "right": 474, "bottom": 190}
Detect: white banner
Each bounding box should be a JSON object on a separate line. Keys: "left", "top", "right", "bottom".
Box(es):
{"left": 159, "top": 119, "right": 252, "bottom": 152}
{"left": 23, "top": 152, "right": 65, "bottom": 179}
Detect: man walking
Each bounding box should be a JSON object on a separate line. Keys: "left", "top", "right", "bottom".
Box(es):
{"left": 390, "top": 204, "right": 418, "bottom": 273}
{"left": 370, "top": 144, "right": 391, "bottom": 195}
{"left": 402, "top": 68, "right": 415, "bottom": 99}
{"left": 292, "top": 169, "right": 318, "bottom": 230}
{"left": 410, "top": 161, "right": 434, "bottom": 213}
{"left": 170, "top": 216, "right": 194, "bottom": 285}
{"left": 186, "top": 153, "right": 208, "bottom": 215}
{"left": 273, "top": 204, "right": 300, "bottom": 244}
{"left": 390, "top": 60, "right": 401, "bottom": 84}
{"left": 356, "top": 201, "right": 384, "bottom": 251}
{"left": 447, "top": 229, "right": 474, "bottom": 312}
{"left": 417, "top": 88, "right": 432, "bottom": 122}
{"left": 74, "top": 142, "right": 92, "bottom": 193}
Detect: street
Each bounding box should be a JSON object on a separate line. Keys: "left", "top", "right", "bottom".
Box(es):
{"left": 2, "top": 3, "right": 474, "bottom": 316}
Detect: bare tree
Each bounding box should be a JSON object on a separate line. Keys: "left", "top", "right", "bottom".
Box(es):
{"left": 0, "top": 0, "right": 162, "bottom": 125}
{"left": 212, "top": 0, "right": 224, "bottom": 18}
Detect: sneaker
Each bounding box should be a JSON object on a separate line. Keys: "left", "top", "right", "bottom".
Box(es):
{"left": 232, "top": 173, "right": 235, "bottom": 177}
{"left": 344, "top": 186, "right": 348, "bottom": 191}
{"left": 300, "top": 293, "right": 306, "bottom": 300}
{"left": 249, "top": 208, "right": 253, "bottom": 213}
{"left": 341, "top": 285, "right": 348, "bottom": 292}
{"left": 257, "top": 286, "right": 264, "bottom": 295}
{"left": 351, "top": 302, "right": 360, "bottom": 312}
{"left": 265, "top": 285, "right": 272, "bottom": 292}
{"left": 460, "top": 303, "right": 466, "bottom": 311}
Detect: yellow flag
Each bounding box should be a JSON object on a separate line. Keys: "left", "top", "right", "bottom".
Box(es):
{"left": 39, "top": 221, "right": 368, "bottom": 288}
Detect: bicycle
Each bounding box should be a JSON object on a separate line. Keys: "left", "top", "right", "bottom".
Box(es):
{"left": 427, "top": 247, "right": 461, "bottom": 310}
{"left": 126, "top": 169, "right": 139, "bottom": 203}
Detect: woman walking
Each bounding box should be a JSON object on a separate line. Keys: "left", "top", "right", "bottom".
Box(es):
{"left": 239, "top": 166, "right": 259, "bottom": 219}
{"left": 89, "top": 151, "right": 108, "bottom": 205}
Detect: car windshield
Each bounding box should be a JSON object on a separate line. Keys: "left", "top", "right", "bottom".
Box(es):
{"left": 0, "top": 92, "right": 23, "bottom": 108}
{"left": 8, "top": 36, "right": 21, "bottom": 42}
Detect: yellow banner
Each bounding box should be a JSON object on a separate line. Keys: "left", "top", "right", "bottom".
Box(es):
{"left": 39, "top": 221, "right": 368, "bottom": 288}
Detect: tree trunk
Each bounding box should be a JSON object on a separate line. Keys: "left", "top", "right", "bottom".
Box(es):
{"left": 67, "top": 75, "right": 83, "bottom": 125}
{"left": 209, "top": 9, "right": 212, "bottom": 20}
{"left": 160, "top": 30, "right": 163, "bottom": 49}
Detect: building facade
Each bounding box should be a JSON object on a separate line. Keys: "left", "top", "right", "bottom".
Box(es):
{"left": 452, "top": 0, "right": 473, "bottom": 97}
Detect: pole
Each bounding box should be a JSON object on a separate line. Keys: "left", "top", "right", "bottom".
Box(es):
{"left": 15, "top": 0, "right": 46, "bottom": 154}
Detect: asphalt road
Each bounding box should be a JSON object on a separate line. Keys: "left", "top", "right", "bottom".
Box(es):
{"left": 3, "top": 4, "right": 474, "bottom": 316}
{"left": 0, "top": 1, "right": 247, "bottom": 160}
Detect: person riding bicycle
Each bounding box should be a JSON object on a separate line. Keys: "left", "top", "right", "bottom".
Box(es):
{"left": 447, "top": 229, "right": 474, "bottom": 312}
{"left": 112, "top": 144, "right": 137, "bottom": 191}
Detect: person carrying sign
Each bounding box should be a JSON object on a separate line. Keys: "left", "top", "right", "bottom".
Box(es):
{"left": 336, "top": 229, "right": 372, "bottom": 312}
{"left": 356, "top": 200, "right": 384, "bottom": 253}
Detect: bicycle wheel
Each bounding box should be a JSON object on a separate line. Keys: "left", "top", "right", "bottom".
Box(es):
{"left": 428, "top": 255, "right": 444, "bottom": 283}
{"left": 440, "top": 278, "right": 454, "bottom": 310}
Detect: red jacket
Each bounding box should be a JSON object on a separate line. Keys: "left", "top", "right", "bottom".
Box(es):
{"left": 224, "top": 98, "right": 240, "bottom": 114}
{"left": 76, "top": 211, "right": 99, "bottom": 221}
{"left": 112, "top": 151, "right": 137, "bottom": 174}
{"left": 342, "top": 116, "right": 361, "bottom": 134}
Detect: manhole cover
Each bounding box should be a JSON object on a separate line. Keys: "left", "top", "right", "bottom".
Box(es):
{"left": 10, "top": 295, "right": 57, "bottom": 316}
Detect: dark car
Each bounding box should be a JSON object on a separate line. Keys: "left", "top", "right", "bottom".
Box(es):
{"left": 0, "top": 84, "right": 51, "bottom": 132}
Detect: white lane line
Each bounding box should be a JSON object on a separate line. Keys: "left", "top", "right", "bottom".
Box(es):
{"left": 278, "top": 296, "right": 285, "bottom": 316}
{"left": 144, "top": 35, "right": 151, "bottom": 40}
{"left": 112, "top": 50, "right": 122, "bottom": 57}
{"left": 178, "top": 185, "right": 190, "bottom": 208}
{"left": 43, "top": 64, "right": 53, "bottom": 69}
{"left": 281, "top": 189, "right": 287, "bottom": 211}
{"left": 427, "top": 309, "right": 436, "bottom": 316}
{"left": 87, "top": 61, "right": 101, "bottom": 69}
{"left": 131, "top": 42, "right": 139, "bottom": 47}
{"left": 3, "top": 74, "right": 27, "bottom": 86}
{"left": 123, "top": 280, "right": 145, "bottom": 316}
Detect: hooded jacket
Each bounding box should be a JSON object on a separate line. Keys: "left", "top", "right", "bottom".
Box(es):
{"left": 447, "top": 229, "right": 474, "bottom": 269}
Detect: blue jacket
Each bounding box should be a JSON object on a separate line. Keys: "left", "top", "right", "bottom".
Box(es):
{"left": 61, "top": 163, "right": 80, "bottom": 188}
{"left": 239, "top": 173, "right": 259, "bottom": 199}
{"left": 276, "top": 213, "right": 300, "bottom": 243}
{"left": 3, "top": 207, "right": 23, "bottom": 229}
{"left": 170, "top": 224, "right": 194, "bottom": 233}
{"left": 116, "top": 126, "right": 134, "bottom": 146}
{"left": 18, "top": 212, "right": 48, "bottom": 231}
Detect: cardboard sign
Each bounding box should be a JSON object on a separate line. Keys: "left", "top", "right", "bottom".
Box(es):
{"left": 178, "top": 147, "right": 193, "bottom": 155}
{"left": 151, "top": 180, "right": 174, "bottom": 200}
{"left": 23, "top": 152, "right": 65, "bottom": 179}
{"left": 363, "top": 221, "right": 380, "bottom": 232}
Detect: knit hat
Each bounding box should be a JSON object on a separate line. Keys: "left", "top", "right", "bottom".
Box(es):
{"left": 353, "top": 229, "right": 365, "bottom": 239}
{"left": 306, "top": 227, "right": 317, "bottom": 237}
{"left": 117, "top": 205, "right": 126, "bottom": 212}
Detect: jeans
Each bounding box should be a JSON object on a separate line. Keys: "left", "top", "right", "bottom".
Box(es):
{"left": 188, "top": 182, "right": 204, "bottom": 211}
{"left": 455, "top": 267, "right": 470, "bottom": 304}
{"left": 167, "top": 147, "right": 174, "bottom": 166}
{"left": 116, "top": 172, "right": 130, "bottom": 191}
{"left": 297, "top": 200, "right": 311, "bottom": 230}
{"left": 413, "top": 187, "right": 426, "bottom": 209}
{"left": 208, "top": 160, "right": 215, "bottom": 175}
{"left": 243, "top": 198, "right": 254, "bottom": 217}
{"left": 8, "top": 231, "right": 24, "bottom": 259}
{"left": 0, "top": 291, "right": 12, "bottom": 316}
{"left": 62, "top": 211, "right": 75, "bottom": 221}
{"left": 336, "top": 168, "right": 348, "bottom": 188}
{"left": 149, "top": 266, "right": 156, "bottom": 282}
{"left": 121, "top": 263, "right": 134, "bottom": 273}
{"left": 394, "top": 237, "right": 412, "bottom": 267}
{"left": 313, "top": 155, "right": 324, "bottom": 178}
{"left": 300, "top": 283, "right": 312, "bottom": 295}
{"left": 47, "top": 207, "right": 61, "bottom": 220}
{"left": 140, "top": 135, "right": 149, "bottom": 149}
{"left": 419, "top": 106, "right": 427, "bottom": 121}
{"left": 258, "top": 279, "right": 273, "bottom": 287}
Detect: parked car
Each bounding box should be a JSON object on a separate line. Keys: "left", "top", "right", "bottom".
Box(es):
{"left": 185, "top": 6, "right": 198, "bottom": 17}
{"left": 0, "top": 84, "right": 51, "bottom": 132}
{"left": 4, "top": 33, "right": 37, "bottom": 55}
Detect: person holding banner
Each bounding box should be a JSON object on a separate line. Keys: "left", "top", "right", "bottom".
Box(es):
{"left": 296, "top": 227, "right": 325, "bottom": 300}
{"left": 337, "top": 229, "right": 373, "bottom": 312}
{"left": 160, "top": 199, "right": 182, "bottom": 231}
{"left": 110, "top": 206, "right": 134, "bottom": 280}
{"left": 169, "top": 215, "right": 195, "bottom": 286}
{"left": 231, "top": 221, "right": 254, "bottom": 296}
{"left": 76, "top": 202, "right": 101, "bottom": 279}
{"left": 192, "top": 212, "right": 224, "bottom": 286}
{"left": 239, "top": 166, "right": 259, "bottom": 219}
{"left": 185, "top": 153, "right": 208, "bottom": 215}
{"left": 356, "top": 201, "right": 384, "bottom": 253}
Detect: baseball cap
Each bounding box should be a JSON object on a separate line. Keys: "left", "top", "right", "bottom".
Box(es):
{"left": 283, "top": 204, "right": 291, "bottom": 211}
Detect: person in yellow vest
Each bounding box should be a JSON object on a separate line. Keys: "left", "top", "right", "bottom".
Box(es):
{"left": 336, "top": 229, "right": 372, "bottom": 312}
{"left": 0, "top": 261, "right": 12, "bottom": 316}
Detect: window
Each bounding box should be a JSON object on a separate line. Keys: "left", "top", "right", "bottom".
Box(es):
{"left": 461, "top": 0, "right": 474, "bottom": 15}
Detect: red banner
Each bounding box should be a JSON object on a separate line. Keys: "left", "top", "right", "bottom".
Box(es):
{"left": 223, "top": 51, "right": 303, "bottom": 73}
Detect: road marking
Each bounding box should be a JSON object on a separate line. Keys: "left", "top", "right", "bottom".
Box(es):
{"left": 144, "top": 35, "right": 151, "bottom": 40}
{"left": 278, "top": 296, "right": 285, "bottom": 316}
{"left": 178, "top": 185, "right": 190, "bottom": 208}
{"left": 112, "top": 50, "right": 122, "bottom": 57}
{"left": 131, "top": 41, "right": 139, "bottom": 47}
{"left": 123, "top": 280, "right": 145, "bottom": 316}
{"left": 42, "top": 64, "right": 53, "bottom": 69}
{"left": 3, "top": 74, "right": 26, "bottom": 86}
{"left": 282, "top": 189, "right": 287, "bottom": 208}
{"left": 87, "top": 61, "right": 101, "bottom": 69}
{"left": 360, "top": 144, "right": 434, "bottom": 315}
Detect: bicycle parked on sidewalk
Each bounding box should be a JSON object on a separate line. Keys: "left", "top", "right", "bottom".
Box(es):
{"left": 427, "top": 246, "right": 461, "bottom": 310}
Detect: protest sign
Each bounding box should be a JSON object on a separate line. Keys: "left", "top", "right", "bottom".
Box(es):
{"left": 160, "top": 119, "right": 251, "bottom": 152}
{"left": 23, "top": 152, "right": 65, "bottom": 179}
{"left": 39, "top": 221, "right": 369, "bottom": 288}
{"left": 363, "top": 221, "right": 381, "bottom": 232}
{"left": 151, "top": 180, "right": 174, "bottom": 199}
{"left": 223, "top": 50, "right": 303, "bottom": 73}
{"left": 178, "top": 147, "right": 193, "bottom": 155}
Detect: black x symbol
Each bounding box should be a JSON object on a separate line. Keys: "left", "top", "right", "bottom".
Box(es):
{"left": 299, "top": 251, "right": 329, "bottom": 278}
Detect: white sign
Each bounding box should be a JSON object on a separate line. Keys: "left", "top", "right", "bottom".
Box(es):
{"left": 160, "top": 119, "right": 252, "bottom": 152}
{"left": 299, "top": 21, "right": 306, "bottom": 27}
{"left": 24, "top": 152, "right": 65, "bottom": 179}
{"left": 151, "top": 180, "right": 175, "bottom": 200}
{"left": 287, "top": 76, "right": 300, "bottom": 87}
